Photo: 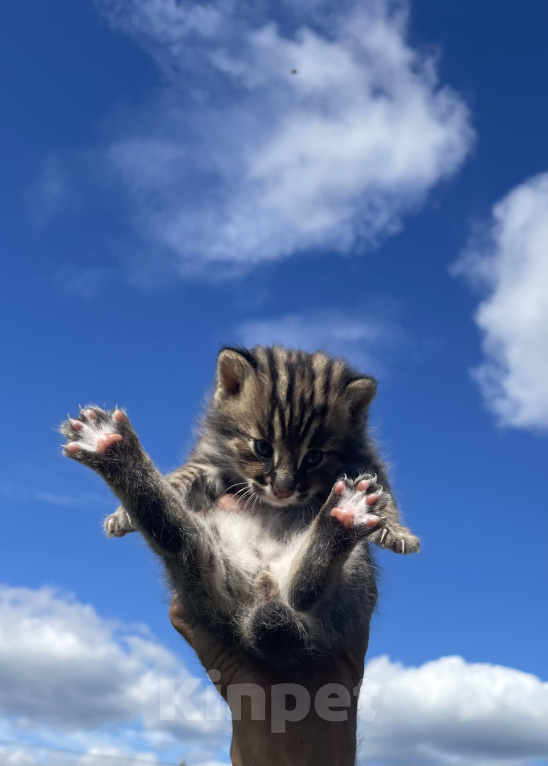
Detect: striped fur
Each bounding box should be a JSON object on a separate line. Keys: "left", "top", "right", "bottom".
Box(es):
{"left": 192, "top": 345, "right": 379, "bottom": 513}
{"left": 105, "top": 346, "right": 418, "bottom": 554}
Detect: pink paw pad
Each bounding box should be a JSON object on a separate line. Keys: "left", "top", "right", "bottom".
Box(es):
{"left": 97, "top": 433, "right": 123, "bottom": 454}
{"left": 330, "top": 506, "right": 380, "bottom": 529}
{"left": 64, "top": 408, "right": 125, "bottom": 456}
{"left": 330, "top": 477, "right": 382, "bottom": 530}
{"left": 334, "top": 480, "right": 346, "bottom": 495}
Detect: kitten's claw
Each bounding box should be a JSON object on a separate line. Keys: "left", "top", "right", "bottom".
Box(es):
{"left": 368, "top": 512, "right": 420, "bottom": 555}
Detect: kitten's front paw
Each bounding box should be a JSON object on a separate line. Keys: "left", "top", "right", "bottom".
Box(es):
{"left": 60, "top": 407, "right": 136, "bottom": 474}
{"left": 324, "top": 475, "right": 385, "bottom": 537}
{"left": 62, "top": 407, "right": 124, "bottom": 455}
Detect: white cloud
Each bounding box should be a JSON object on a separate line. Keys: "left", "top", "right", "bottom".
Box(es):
{"left": 234, "top": 307, "right": 412, "bottom": 374}
{"left": 35, "top": 0, "right": 472, "bottom": 277}
{"left": 0, "top": 744, "right": 160, "bottom": 766}
{"left": 0, "top": 745, "right": 38, "bottom": 766}
{"left": 77, "top": 746, "right": 159, "bottom": 766}
{"left": 359, "top": 655, "right": 548, "bottom": 765}
{"left": 0, "top": 745, "right": 166, "bottom": 766}
{"left": 453, "top": 172, "right": 548, "bottom": 431}
{"left": 0, "top": 586, "right": 230, "bottom": 765}
{"left": 1, "top": 586, "right": 546, "bottom": 766}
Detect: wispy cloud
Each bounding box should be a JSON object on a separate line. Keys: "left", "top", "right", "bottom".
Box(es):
{"left": 26, "top": 155, "right": 72, "bottom": 227}
{"left": 234, "top": 306, "right": 413, "bottom": 374}
{"left": 34, "top": 0, "right": 472, "bottom": 280}
{"left": 56, "top": 267, "right": 114, "bottom": 300}
{"left": 0, "top": 482, "right": 112, "bottom": 508}
{"left": 453, "top": 172, "right": 548, "bottom": 431}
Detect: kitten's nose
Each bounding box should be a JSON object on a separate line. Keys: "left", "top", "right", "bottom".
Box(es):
{"left": 272, "top": 487, "right": 294, "bottom": 499}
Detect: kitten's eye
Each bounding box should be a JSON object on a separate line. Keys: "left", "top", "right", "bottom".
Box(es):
{"left": 254, "top": 439, "right": 274, "bottom": 459}
{"left": 304, "top": 450, "right": 323, "bottom": 469}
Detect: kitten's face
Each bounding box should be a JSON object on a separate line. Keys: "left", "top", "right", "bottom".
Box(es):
{"left": 211, "top": 346, "right": 376, "bottom": 511}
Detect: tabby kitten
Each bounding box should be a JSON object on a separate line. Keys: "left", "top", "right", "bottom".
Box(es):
{"left": 61, "top": 346, "right": 419, "bottom": 667}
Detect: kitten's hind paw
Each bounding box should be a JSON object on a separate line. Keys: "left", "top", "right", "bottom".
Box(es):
{"left": 104, "top": 507, "right": 134, "bottom": 538}
{"left": 369, "top": 523, "right": 421, "bottom": 554}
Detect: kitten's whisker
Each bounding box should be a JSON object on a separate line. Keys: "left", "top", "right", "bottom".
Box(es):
{"left": 233, "top": 485, "right": 254, "bottom": 503}
{"left": 238, "top": 489, "right": 254, "bottom": 507}
{"left": 307, "top": 496, "right": 320, "bottom": 518}
{"left": 224, "top": 482, "right": 248, "bottom": 494}
{"left": 234, "top": 486, "right": 251, "bottom": 498}
{"left": 304, "top": 495, "right": 321, "bottom": 519}
{"left": 244, "top": 490, "right": 258, "bottom": 513}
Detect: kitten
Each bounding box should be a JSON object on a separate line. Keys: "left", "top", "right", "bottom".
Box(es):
{"left": 61, "top": 346, "right": 419, "bottom": 667}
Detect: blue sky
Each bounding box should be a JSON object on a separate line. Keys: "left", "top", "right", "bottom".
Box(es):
{"left": 1, "top": 1, "right": 547, "bottom": 765}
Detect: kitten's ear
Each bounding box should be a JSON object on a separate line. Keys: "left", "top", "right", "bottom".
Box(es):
{"left": 345, "top": 376, "right": 377, "bottom": 417}
{"left": 216, "top": 347, "right": 257, "bottom": 397}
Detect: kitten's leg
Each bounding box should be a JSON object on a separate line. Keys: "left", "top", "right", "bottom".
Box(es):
{"left": 62, "top": 406, "right": 252, "bottom": 653}
{"left": 103, "top": 462, "right": 222, "bottom": 538}
{"left": 356, "top": 471, "right": 420, "bottom": 554}
{"left": 287, "top": 476, "right": 385, "bottom": 613}
{"left": 61, "top": 407, "right": 211, "bottom": 559}
{"left": 243, "top": 478, "right": 383, "bottom": 665}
